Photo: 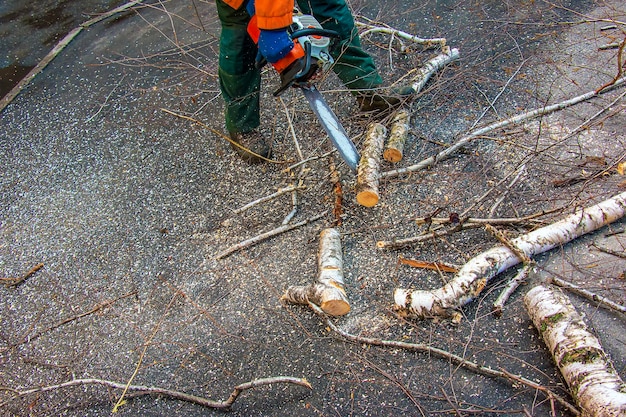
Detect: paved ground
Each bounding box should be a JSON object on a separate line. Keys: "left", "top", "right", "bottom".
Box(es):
{"left": 1, "top": 1, "right": 625, "bottom": 416}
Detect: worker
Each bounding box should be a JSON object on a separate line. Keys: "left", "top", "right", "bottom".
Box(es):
{"left": 216, "top": 0, "right": 414, "bottom": 163}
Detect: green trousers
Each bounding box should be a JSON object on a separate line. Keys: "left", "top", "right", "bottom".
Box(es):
{"left": 216, "top": 0, "right": 383, "bottom": 133}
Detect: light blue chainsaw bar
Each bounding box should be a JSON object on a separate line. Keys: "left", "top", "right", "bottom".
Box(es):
{"left": 300, "top": 84, "right": 360, "bottom": 172}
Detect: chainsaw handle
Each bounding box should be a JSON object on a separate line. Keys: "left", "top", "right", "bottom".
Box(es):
{"left": 290, "top": 28, "right": 340, "bottom": 40}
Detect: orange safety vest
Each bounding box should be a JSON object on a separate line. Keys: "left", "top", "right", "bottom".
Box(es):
{"left": 222, "top": 0, "right": 294, "bottom": 29}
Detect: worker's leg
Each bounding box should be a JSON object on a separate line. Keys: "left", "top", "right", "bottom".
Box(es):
{"left": 296, "top": 0, "right": 382, "bottom": 90}
{"left": 216, "top": 0, "right": 270, "bottom": 162}
{"left": 216, "top": 0, "right": 260, "bottom": 134}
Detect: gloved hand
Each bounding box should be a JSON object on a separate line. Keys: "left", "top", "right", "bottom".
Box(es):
{"left": 258, "top": 29, "right": 294, "bottom": 64}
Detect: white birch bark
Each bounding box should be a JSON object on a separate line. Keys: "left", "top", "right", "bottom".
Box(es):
{"left": 356, "top": 123, "right": 387, "bottom": 207}
{"left": 524, "top": 285, "right": 626, "bottom": 417}
{"left": 282, "top": 228, "right": 350, "bottom": 316}
{"left": 384, "top": 110, "right": 410, "bottom": 163}
{"left": 394, "top": 192, "right": 626, "bottom": 321}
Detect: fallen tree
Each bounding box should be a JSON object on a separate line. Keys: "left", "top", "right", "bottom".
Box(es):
{"left": 393, "top": 191, "right": 626, "bottom": 322}
{"left": 525, "top": 285, "right": 626, "bottom": 417}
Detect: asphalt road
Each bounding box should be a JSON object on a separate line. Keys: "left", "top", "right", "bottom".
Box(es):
{"left": 1, "top": 1, "right": 625, "bottom": 416}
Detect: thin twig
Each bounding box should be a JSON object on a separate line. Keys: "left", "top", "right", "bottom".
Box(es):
{"left": 279, "top": 97, "right": 304, "bottom": 161}
{"left": 161, "top": 108, "right": 281, "bottom": 164}
{"left": 377, "top": 223, "right": 482, "bottom": 250}
{"left": 307, "top": 303, "right": 579, "bottom": 416}
{"left": 493, "top": 264, "right": 533, "bottom": 316}
{"left": 112, "top": 292, "right": 178, "bottom": 412}
{"left": 1, "top": 263, "right": 44, "bottom": 288}
{"left": 233, "top": 185, "right": 306, "bottom": 214}
{"left": 470, "top": 59, "right": 528, "bottom": 131}
{"left": 595, "top": 36, "right": 625, "bottom": 94}
{"left": 215, "top": 212, "right": 327, "bottom": 259}
{"left": 282, "top": 151, "right": 334, "bottom": 173}
{"left": 2, "top": 291, "right": 137, "bottom": 353}
{"left": 282, "top": 190, "right": 299, "bottom": 225}
{"left": 1, "top": 376, "right": 311, "bottom": 410}
{"left": 488, "top": 165, "right": 526, "bottom": 217}
{"left": 85, "top": 75, "right": 127, "bottom": 123}
{"left": 550, "top": 276, "right": 626, "bottom": 315}
{"left": 591, "top": 242, "right": 626, "bottom": 259}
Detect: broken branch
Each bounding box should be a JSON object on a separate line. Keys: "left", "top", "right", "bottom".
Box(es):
{"left": 394, "top": 192, "right": 626, "bottom": 321}
{"left": 492, "top": 263, "right": 533, "bottom": 316}
{"left": 410, "top": 48, "right": 461, "bottom": 94}
{"left": 550, "top": 276, "right": 626, "bottom": 315}
{"left": 357, "top": 21, "right": 447, "bottom": 49}
{"left": 215, "top": 211, "right": 327, "bottom": 260}
{"left": 233, "top": 184, "right": 306, "bottom": 214}
{"left": 1, "top": 376, "right": 311, "bottom": 411}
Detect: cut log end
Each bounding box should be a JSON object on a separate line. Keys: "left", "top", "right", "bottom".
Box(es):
{"left": 356, "top": 190, "right": 379, "bottom": 207}
{"left": 383, "top": 148, "right": 403, "bottom": 163}
{"left": 281, "top": 227, "right": 351, "bottom": 316}
{"left": 320, "top": 298, "right": 351, "bottom": 316}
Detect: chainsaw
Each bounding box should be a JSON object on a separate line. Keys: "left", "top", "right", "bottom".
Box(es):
{"left": 247, "top": 12, "right": 361, "bottom": 171}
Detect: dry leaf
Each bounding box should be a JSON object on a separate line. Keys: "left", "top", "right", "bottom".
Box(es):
{"left": 398, "top": 257, "right": 459, "bottom": 273}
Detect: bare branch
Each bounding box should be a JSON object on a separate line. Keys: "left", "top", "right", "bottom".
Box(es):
{"left": 1, "top": 376, "right": 311, "bottom": 411}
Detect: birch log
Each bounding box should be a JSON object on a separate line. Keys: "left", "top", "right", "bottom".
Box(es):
{"left": 394, "top": 192, "right": 626, "bottom": 321}
{"left": 384, "top": 110, "right": 410, "bottom": 163}
{"left": 525, "top": 285, "right": 626, "bottom": 417}
{"left": 282, "top": 228, "right": 350, "bottom": 316}
{"left": 356, "top": 123, "right": 387, "bottom": 207}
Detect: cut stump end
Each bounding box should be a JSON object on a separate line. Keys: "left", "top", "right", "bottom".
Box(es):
{"left": 383, "top": 148, "right": 403, "bottom": 163}
{"left": 356, "top": 191, "right": 379, "bottom": 207}
{"left": 320, "top": 299, "right": 351, "bottom": 316}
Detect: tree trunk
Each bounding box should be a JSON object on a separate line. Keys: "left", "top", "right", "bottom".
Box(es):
{"left": 525, "top": 285, "right": 626, "bottom": 417}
